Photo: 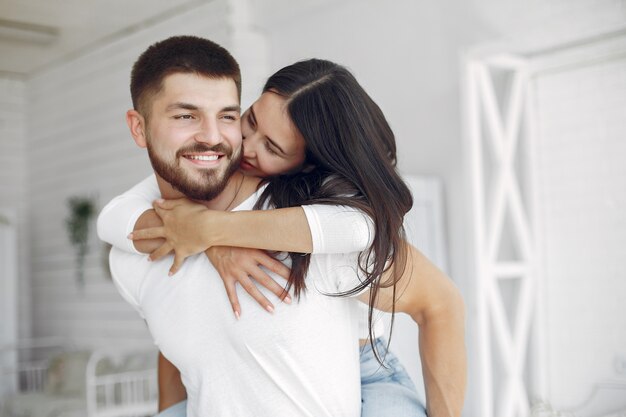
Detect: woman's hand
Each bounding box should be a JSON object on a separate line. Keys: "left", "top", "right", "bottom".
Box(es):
{"left": 206, "top": 246, "right": 292, "bottom": 319}
{"left": 128, "top": 198, "right": 225, "bottom": 275}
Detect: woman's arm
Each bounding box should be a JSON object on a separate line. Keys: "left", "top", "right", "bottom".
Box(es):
{"left": 135, "top": 204, "right": 314, "bottom": 262}
{"left": 130, "top": 198, "right": 373, "bottom": 270}
{"left": 157, "top": 352, "right": 187, "bottom": 412}
{"left": 99, "top": 174, "right": 373, "bottom": 257}
{"left": 360, "top": 245, "right": 466, "bottom": 417}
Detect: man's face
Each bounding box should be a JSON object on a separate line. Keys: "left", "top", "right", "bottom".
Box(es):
{"left": 143, "top": 73, "right": 242, "bottom": 200}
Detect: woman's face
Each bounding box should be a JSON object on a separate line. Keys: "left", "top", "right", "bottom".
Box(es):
{"left": 239, "top": 92, "right": 307, "bottom": 178}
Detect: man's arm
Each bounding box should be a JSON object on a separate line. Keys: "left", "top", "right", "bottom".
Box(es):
{"left": 360, "top": 244, "right": 466, "bottom": 417}
{"left": 97, "top": 175, "right": 160, "bottom": 253}
{"left": 157, "top": 352, "right": 187, "bottom": 412}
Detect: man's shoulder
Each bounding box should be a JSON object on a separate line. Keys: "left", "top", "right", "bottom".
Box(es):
{"left": 108, "top": 247, "right": 154, "bottom": 313}
{"left": 109, "top": 247, "right": 152, "bottom": 279}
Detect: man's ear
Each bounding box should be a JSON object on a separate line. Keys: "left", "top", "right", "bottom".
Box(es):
{"left": 126, "top": 109, "right": 147, "bottom": 148}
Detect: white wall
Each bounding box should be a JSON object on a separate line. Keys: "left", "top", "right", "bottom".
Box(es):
{"left": 0, "top": 77, "right": 31, "bottom": 341}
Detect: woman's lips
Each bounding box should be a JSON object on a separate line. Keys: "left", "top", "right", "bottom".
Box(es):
{"left": 240, "top": 159, "right": 256, "bottom": 171}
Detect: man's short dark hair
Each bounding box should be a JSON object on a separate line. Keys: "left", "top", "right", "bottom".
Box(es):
{"left": 130, "top": 35, "right": 241, "bottom": 118}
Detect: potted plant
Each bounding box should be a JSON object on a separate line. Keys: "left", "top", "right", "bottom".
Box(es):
{"left": 65, "top": 196, "right": 96, "bottom": 288}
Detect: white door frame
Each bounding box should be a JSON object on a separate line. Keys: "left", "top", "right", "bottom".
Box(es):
{"left": 465, "top": 52, "right": 538, "bottom": 417}
{"left": 464, "top": 28, "right": 626, "bottom": 417}
{"left": 0, "top": 207, "right": 18, "bottom": 396}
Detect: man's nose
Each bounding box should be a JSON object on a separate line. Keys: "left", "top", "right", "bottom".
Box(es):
{"left": 194, "top": 119, "right": 221, "bottom": 144}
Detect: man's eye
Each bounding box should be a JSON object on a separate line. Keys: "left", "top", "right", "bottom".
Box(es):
{"left": 222, "top": 115, "right": 238, "bottom": 121}
{"left": 174, "top": 114, "right": 194, "bottom": 120}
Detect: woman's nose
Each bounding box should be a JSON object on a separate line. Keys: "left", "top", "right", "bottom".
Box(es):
{"left": 242, "top": 135, "right": 256, "bottom": 158}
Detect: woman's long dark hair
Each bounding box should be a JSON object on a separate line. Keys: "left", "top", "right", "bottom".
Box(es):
{"left": 255, "top": 59, "right": 413, "bottom": 360}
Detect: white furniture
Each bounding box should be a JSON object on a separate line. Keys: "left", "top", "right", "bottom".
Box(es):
{"left": 0, "top": 341, "right": 158, "bottom": 417}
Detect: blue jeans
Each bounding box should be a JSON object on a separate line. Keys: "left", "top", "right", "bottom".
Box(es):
{"left": 155, "top": 338, "right": 426, "bottom": 417}
{"left": 360, "top": 338, "right": 427, "bottom": 417}
{"left": 155, "top": 400, "right": 187, "bottom": 417}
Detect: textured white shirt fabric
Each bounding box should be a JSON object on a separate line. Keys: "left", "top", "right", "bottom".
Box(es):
{"left": 109, "top": 185, "right": 369, "bottom": 417}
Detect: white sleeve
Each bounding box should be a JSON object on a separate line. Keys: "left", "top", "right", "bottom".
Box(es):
{"left": 301, "top": 204, "right": 374, "bottom": 254}
{"left": 109, "top": 247, "right": 147, "bottom": 319}
{"left": 310, "top": 251, "right": 386, "bottom": 339}
{"left": 97, "top": 175, "right": 160, "bottom": 254}
{"left": 309, "top": 251, "right": 369, "bottom": 295}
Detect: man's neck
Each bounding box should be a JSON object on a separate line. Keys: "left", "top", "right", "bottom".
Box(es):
{"left": 155, "top": 171, "right": 261, "bottom": 211}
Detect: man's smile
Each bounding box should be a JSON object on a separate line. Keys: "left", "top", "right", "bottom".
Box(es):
{"left": 182, "top": 152, "right": 224, "bottom": 167}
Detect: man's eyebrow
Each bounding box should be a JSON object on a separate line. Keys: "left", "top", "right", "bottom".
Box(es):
{"left": 222, "top": 105, "right": 241, "bottom": 113}
{"left": 250, "top": 104, "right": 286, "bottom": 155}
{"left": 165, "top": 103, "right": 241, "bottom": 113}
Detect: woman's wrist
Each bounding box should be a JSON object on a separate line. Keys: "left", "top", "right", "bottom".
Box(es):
{"left": 200, "top": 209, "right": 231, "bottom": 248}
{"left": 204, "top": 246, "right": 219, "bottom": 263}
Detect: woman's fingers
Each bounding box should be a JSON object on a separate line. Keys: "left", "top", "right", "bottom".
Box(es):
{"left": 237, "top": 275, "right": 275, "bottom": 314}
{"left": 128, "top": 227, "right": 165, "bottom": 241}
{"left": 256, "top": 254, "right": 291, "bottom": 280}
{"left": 249, "top": 265, "right": 291, "bottom": 303}
{"left": 168, "top": 253, "right": 186, "bottom": 276}
{"left": 205, "top": 247, "right": 290, "bottom": 317}
{"left": 148, "top": 242, "right": 173, "bottom": 261}
{"left": 153, "top": 198, "right": 185, "bottom": 209}
{"left": 222, "top": 279, "right": 241, "bottom": 320}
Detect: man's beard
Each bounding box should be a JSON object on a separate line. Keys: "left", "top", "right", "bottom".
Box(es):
{"left": 147, "top": 140, "right": 242, "bottom": 201}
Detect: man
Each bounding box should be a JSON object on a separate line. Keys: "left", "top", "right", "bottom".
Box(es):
{"left": 108, "top": 36, "right": 365, "bottom": 417}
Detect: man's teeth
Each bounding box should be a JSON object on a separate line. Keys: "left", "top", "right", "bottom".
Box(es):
{"left": 188, "top": 155, "right": 219, "bottom": 161}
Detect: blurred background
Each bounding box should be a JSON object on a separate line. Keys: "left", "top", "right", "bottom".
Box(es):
{"left": 1, "top": 0, "right": 625, "bottom": 416}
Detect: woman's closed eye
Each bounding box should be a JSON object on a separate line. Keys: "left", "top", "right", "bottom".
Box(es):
{"left": 264, "top": 141, "right": 278, "bottom": 156}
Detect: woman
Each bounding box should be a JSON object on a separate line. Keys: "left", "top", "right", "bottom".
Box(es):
{"left": 99, "top": 59, "right": 465, "bottom": 416}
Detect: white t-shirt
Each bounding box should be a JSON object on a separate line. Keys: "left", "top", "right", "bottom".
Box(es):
{"left": 109, "top": 185, "right": 368, "bottom": 417}
{"left": 98, "top": 175, "right": 385, "bottom": 338}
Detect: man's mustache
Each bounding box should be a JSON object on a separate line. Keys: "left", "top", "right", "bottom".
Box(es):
{"left": 176, "top": 143, "right": 232, "bottom": 158}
